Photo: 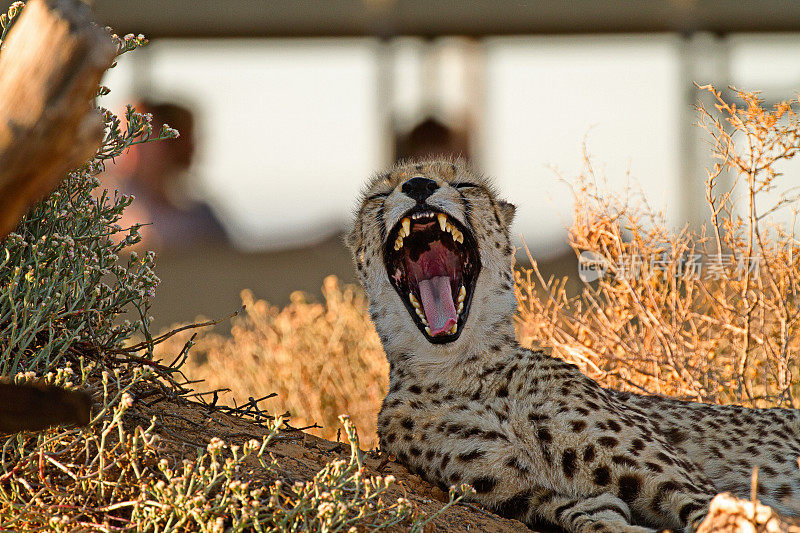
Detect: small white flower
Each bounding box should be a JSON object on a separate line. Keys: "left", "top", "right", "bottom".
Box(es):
{"left": 207, "top": 437, "right": 225, "bottom": 452}
{"left": 120, "top": 392, "right": 134, "bottom": 408}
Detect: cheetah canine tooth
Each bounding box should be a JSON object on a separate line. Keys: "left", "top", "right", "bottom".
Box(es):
{"left": 401, "top": 217, "right": 410, "bottom": 237}
{"left": 437, "top": 213, "right": 447, "bottom": 232}
{"left": 409, "top": 293, "right": 420, "bottom": 308}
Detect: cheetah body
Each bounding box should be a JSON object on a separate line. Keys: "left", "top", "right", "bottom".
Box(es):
{"left": 346, "top": 160, "right": 800, "bottom": 532}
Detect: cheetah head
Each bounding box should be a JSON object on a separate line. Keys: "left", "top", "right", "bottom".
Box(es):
{"left": 347, "top": 160, "right": 516, "bottom": 359}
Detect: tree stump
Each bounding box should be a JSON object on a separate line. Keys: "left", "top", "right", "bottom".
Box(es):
{"left": 0, "top": 382, "right": 91, "bottom": 433}
{"left": 0, "top": 0, "right": 115, "bottom": 239}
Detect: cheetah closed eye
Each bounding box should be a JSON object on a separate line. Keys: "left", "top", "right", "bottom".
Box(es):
{"left": 346, "top": 159, "right": 800, "bottom": 533}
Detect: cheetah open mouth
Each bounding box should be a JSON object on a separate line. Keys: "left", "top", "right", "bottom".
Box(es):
{"left": 384, "top": 209, "right": 480, "bottom": 344}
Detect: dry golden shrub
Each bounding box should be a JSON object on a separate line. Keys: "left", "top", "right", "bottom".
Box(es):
{"left": 175, "top": 276, "right": 388, "bottom": 447}
{"left": 517, "top": 86, "right": 800, "bottom": 407}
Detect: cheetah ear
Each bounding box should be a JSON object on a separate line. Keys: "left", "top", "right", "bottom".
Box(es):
{"left": 497, "top": 200, "right": 516, "bottom": 227}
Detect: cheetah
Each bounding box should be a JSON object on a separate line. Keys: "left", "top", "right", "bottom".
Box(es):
{"left": 346, "top": 159, "right": 800, "bottom": 532}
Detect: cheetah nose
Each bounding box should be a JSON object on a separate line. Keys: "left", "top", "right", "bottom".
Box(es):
{"left": 402, "top": 177, "right": 439, "bottom": 203}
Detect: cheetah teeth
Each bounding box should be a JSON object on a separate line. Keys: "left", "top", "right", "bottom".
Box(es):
{"left": 395, "top": 213, "right": 463, "bottom": 250}
{"left": 456, "top": 285, "right": 466, "bottom": 315}
{"left": 437, "top": 213, "right": 463, "bottom": 243}
{"left": 409, "top": 292, "right": 420, "bottom": 308}
{"left": 441, "top": 216, "right": 464, "bottom": 244}
{"left": 424, "top": 323, "right": 456, "bottom": 337}
{"left": 437, "top": 213, "right": 447, "bottom": 232}
{"left": 394, "top": 217, "right": 412, "bottom": 250}
{"left": 409, "top": 294, "right": 429, "bottom": 325}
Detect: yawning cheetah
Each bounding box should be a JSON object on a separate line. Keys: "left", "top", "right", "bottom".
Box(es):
{"left": 346, "top": 159, "right": 800, "bottom": 532}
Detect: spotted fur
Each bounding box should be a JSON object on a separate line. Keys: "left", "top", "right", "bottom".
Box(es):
{"left": 346, "top": 159, "right": 800, "bottom": 532}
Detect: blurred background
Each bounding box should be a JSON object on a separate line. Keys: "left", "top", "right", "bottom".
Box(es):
{"left": 13, "top": 1, "right": 800, "bottom": 329}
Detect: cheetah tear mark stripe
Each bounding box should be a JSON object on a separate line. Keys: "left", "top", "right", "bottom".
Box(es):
{"left": 376, "top": 202, "right": 386, "bottom": 242}
{"left": 456, "top": 188, "right": 474, "bottom": 241}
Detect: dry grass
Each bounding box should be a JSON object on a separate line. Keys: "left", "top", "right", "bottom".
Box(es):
{"left": 163, "top": 276, "right": 388, "bottom": 448}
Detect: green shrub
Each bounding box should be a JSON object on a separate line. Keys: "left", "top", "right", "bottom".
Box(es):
{"left": 0, "top": 6, "right": 168, "bottom": 376}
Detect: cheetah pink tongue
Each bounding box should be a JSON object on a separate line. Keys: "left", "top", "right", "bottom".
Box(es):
{"left": 417, "top": 276, "right": 457, "bottom": 336}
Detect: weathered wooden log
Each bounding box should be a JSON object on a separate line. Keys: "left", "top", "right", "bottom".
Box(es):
{"left": 0, "top": 0, "right": 115, "bottom": 239}
{"left": 0, "top": 382, "right": 91, "bottom": 433}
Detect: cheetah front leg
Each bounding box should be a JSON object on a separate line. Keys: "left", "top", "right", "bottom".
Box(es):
{"left": 531, "top": 490, "right": 656, "bottom": 533}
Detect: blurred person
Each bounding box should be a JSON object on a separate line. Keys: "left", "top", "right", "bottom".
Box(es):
{"left": 106, "top": 100, "right": 227, "bottom": 250}
{"left": 394, "top": 116, "right": 471, "bottom": 162}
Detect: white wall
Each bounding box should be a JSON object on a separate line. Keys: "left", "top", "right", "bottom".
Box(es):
{"left": 482, "top": 35, "right": 683, "bottom": 258}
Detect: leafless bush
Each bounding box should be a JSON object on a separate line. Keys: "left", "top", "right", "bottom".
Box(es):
{"left": 517, "top": 86, "right": 800, "bottom": 407}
